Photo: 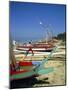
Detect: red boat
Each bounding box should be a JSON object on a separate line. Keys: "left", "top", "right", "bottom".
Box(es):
{"left": 10, "top": 45, "right": 58, "bottom": 80}
{"left": 16, "top": 42, "right": 54, "bottom": 53}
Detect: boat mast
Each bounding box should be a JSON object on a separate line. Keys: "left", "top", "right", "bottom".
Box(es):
{"left": 40, "top": 21, "right": 53, "bottom": 43}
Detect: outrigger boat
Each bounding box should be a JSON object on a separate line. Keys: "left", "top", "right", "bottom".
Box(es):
{"left": 16, "top": 42, "right": 53, "bottom": 52}
{"left": 10, "top": 43, "right": 58, "bottom": 80}
{"left": 15, "top": 23, "right": 54, "bottom": 53}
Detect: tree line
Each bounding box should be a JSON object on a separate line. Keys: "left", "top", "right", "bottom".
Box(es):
{"left": 53, "top": 32, "right": 66, "bottom": 41}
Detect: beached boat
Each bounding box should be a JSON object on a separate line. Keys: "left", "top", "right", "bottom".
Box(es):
{"left": 10, "top": 44, "right": 58, "bottom": 80}
{"left": 16, "top": 42, "right": 53, "bottom": 53}
{"left": 14, "top": 51, "right": 65, "bottom": 61}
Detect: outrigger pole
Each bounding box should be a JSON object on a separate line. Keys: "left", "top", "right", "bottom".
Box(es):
{"left": 34, "top": 43, "right": 59, "bottom": 75}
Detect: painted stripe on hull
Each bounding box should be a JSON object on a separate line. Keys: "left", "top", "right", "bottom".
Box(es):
{"left": 10, "top": 67, "right": 54, "bottom": 80}
{"left": 16, "top": 48, "right": 52, "bottom": 51}
{"left": 10, "top": 70, "right": 36, "bottom": 80}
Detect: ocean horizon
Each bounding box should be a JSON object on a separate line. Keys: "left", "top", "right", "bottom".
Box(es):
{"left": 13, "top": 37, "right": 43, "bottom": 43}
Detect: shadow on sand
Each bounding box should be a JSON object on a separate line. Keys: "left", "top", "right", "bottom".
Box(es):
{"left": 10, "top": 77, "right": 49, "bottom": 89}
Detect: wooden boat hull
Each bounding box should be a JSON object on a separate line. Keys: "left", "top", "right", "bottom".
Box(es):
{"left": 10, "top": 61, "right": 54, "bottom": 80}
{"left": 10, "top": 61, "right": 36, "bottom": 80}
{"left": 16, "top": 48, "right": 53, "bottom": 52}
{"left": 10, "top": 69, "right": 37, "bottom": 80}
{"left": 10, "top": 67, "right": 53, "bottom": 80}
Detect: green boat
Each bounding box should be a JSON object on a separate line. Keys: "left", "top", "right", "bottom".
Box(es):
{"left": 10, "top": 44, "right": 58, "bottom": 80}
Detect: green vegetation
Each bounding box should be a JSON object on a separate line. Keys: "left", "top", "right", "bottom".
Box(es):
{"left": 53, "top": 32, "right": 66, "bottom": 42}
{"left": 57, "top": 32, "right": 66, "bottom": 41}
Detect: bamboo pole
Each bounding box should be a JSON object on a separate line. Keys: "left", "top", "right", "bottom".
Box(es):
{"left": 9, "top": 39, "right": 16, "bottom": 70}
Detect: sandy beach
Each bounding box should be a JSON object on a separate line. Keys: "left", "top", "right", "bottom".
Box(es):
{"left": 34, "top": 58, "right": 66, "bottom": 87}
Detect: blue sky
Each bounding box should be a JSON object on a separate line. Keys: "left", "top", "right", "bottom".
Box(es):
{"left": 10, "top": 1, "right": 66, "bottom": 42}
